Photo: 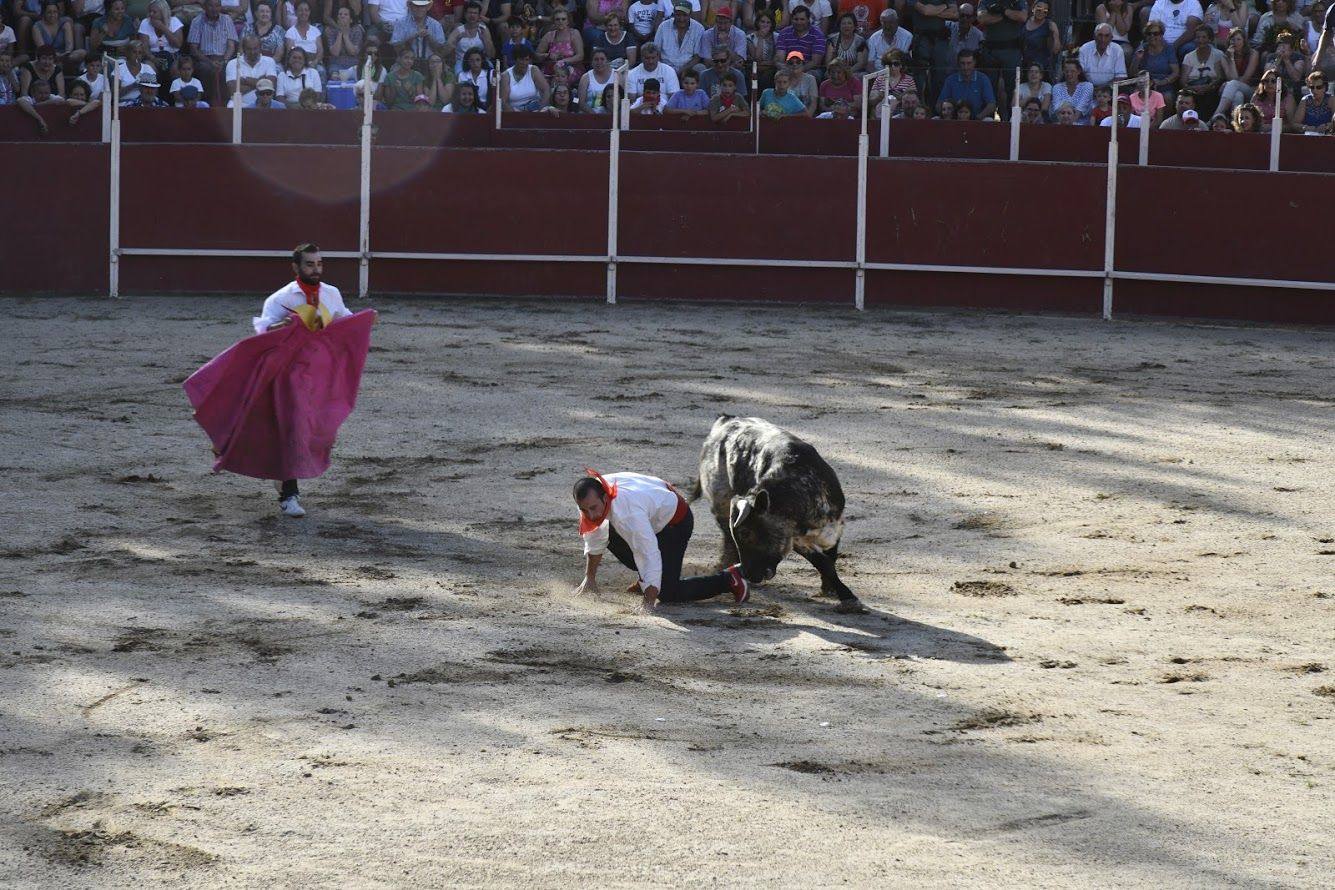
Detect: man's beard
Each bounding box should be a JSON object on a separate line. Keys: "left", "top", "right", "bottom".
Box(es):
{"left": 299, "top": 271, "right": 321, "bottom": 285}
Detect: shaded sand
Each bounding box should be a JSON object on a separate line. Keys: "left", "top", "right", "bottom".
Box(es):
{"left": 1, "top": 296, "right": 1333, "bottom": 888}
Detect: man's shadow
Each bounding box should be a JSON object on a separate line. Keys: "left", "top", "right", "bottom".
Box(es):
{"left": 654, "top": 582, "right": 1010, "bottom": 665}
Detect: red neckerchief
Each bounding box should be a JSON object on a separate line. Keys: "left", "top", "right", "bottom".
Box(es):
{"left": 578, "top": 468, "right": 617, "bottom": 535}
{"left": 295, "top": 278, "right": 320, "bottom": 307}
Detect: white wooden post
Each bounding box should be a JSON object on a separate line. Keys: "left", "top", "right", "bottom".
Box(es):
{"left": 1269, "top": 80, "right": 1282, "bottom": 172}
{"left": 1138, "top": 73, "right": 1150, "bottom": 165}
{"left": 606, "top": 70, "right": 621, "bottom": 304}
{"left": 1009, "top": 66, "right": 1021, "bottom": 160}
{"left": 231, "top": 54, "right": 242, "bottom": 144}
{"left": 358, "top": 58, "right": 374, "bottom": 299}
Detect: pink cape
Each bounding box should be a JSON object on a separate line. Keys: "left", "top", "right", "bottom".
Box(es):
{"left": 183, "top": 309, "right": 376, "bottom": 480}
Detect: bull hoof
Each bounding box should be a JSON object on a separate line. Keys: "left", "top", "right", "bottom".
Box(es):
{"left": 833, "top": 599, "right": 867, "bottom": 615}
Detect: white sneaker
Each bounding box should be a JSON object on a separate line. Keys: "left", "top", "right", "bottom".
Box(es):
{"left": 279, "top": 496, "right": 306, "bottom": 518}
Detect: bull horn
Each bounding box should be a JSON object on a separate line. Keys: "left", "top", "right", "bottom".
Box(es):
{"left": 732, "top": 497, "right": 754, "bottom": 527}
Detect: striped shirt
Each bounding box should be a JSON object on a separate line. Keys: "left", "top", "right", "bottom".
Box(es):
{"left": 188, "top": 14, "right": 237, "bottom": 57}
{"left": 774, "top": 24, "right": 825, "bottom": 64}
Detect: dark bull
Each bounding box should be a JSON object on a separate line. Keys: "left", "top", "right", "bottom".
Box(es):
{"left": 688, "top": 415, "right": 861, "bottom": 612}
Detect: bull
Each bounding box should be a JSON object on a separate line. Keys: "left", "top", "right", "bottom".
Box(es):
{"left": 689, "top": 415, "right": 862, "bottom": 613}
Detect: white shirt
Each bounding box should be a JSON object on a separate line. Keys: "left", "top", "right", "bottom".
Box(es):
{"left": 277, "top": 67, "right": 322, "bottom": 105}
{"left": 656, "top": 0, "right": 700, "bottom": 15}
{"left": 626, "top": 60, "right": 679, "bottom": 98}
{"left": 1099, "top": 113, "right": 1142, "bottom": 127}
{"left": 253, "top": 281, "right": 352, "bottom": 334}
{"left": 284, "top": 23, "right": 322, "bottom": 54}
{"left": 80, "top": 71, "right": 108, "bottom": 100}
{"left": 138, "top": 16, "right": 184, "bottom": 54}
{"left": 115, "top": 59, "right": 146, "bottom": 103}
{"left": 224, "top": 54, "right": 279, "bottom": 106}
{"left": 627, "top": 0, "right": 661, "bottom": 37}
{"left": 785, "top": 0, "right": 832, "bottom": 23}
{"left": 168, "top": 76, "right": 204, "bottom": 98}
{"left": 1078, "top": 39, "right": 1127, "bottom": 85}
{"left": 653, "top": 18, "right": 706, "bottom": 70}
{"left": 369, "top": 0, "right": 409, "bottom": 25}
{"left": 580, "top": 472, "right": 683, "bottom": 591}
{"left": 1148, "top": 0, "right": 1204, "bottom": 44}
{"left": 867, "top": 26, "right": 913, "bottom": 65}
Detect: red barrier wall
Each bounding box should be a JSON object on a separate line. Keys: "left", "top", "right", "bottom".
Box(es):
{"left": 2, "top": 140, "right": 1331, "bottom": 324}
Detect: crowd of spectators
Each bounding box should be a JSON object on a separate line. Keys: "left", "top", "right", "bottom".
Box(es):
{"left": 2, "top": 0, "right": 1332, "bottom": 135}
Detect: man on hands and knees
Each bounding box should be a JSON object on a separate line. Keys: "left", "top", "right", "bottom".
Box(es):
{"left": 574, "top": 470, "right": 749, "bottom": 612}
{"left": 252, "top": 243, "right": 352, "bottom": 518}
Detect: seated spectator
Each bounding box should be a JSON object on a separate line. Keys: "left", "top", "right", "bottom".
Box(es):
{"left": 1020, "top": 95, "right": 1044, "bottom": 123}
{"left": 298, "top": 85, "right": 333, "bottom": 107}
{"left": 1179, "top": 22, "right": 1230, "bottom": 115}
{"left": 866, "top": 7, "right": 910, "bottom": 68}
{"left": 1079, "top": 22, "right": 1126, "bottom": 87}
{"left": 748, "top": 11, "right": 775, "bottom": 90}
{"left": 590, "top": 12, "right": 636, "bottom": 69}
{"left": 323, "top": 4, "right": 361, "bottom": 75}
{"left": 665, "top": 66, "right": 707, "bottom": 115}
{"left": 626, "top": 41, "right": 678, "bottom": 100}
{"left": 1050, "top": 56, "right": 1093, "bottom": 123}
{"left": 77, "top": 51, "right": 107, "bottom": 99}
{"left": 937, "top": 48, "right": 994, "bottom": 119}
{"left": 1054, "top": 98, "right": 1077, "bottom": 123}
{"left": 1217, "top": 27, "right": 1258, "bottom": 117}
{"left": 1160, "top": 90, "right": 1207, "bottom": 127}
{"left": 577, "top": 46, "right": 614, "bottom": 110}
{"left": 1145, "top": 0, "right": 1202, "bottom": 60}
{"left": 818, "top": 57, "right": 858, "bottom": 115}
{"left": 91, "top": 0, "right": 137, "bottom": 57}
{"left": 31, "top": 1, "right": 83, "bottom": 68}
{"left": 1124, "top": 78, "right": 1167, "bottom": 125}
{"left": 945, "top": 4, "right": 983, "bottom": 78}
{"left": 538, "top": 3, "right": 582, "bottom": 86}
{"left": 780, "top": 48, "right": 816, "bottom": 115}
{"left": 1091, "top": 81, "right": 1113, "bottom": 123}
{"left": 1207, "top": 111, "right": 1230, "bottom": 129}
{"left": 1093, "top": 0, "right": 1131, "bottom": 64}
{"left": 1249, "top": 68, "right": 1289, "bottom": 130}
{"left": 139, "top": 1, "right": 183, "bottom": 75}
{"left": 17, "top": 73, "right": 63, "bottom": 133}
{"left": 252, "top": 75, "right": 283, "bottom": 105}
{"left": 277, "top": 45, "right": 320, "bottom": 106}
{"left": 499, "top": 42, "right": 547, "bottom": 109}
{"left": 773, "top": 4, "right": 824, "bottom": 79}
{"left": 21, "top": 43, "right": 63, "bottom": 97}
{"left": 1309, "top": 4, "right": 1335, "bottom": 83}
{"left": 1, "top": 47, "right": 20, "bottom": 105}
{"left": 168, "top": 53, "right": 203, "bottom": 102}
{"left": 285, "top": 0, "right": 323, "bottom": 71}
{"left": 1204, "top": 0, "right": 1248, "bottom": 48}
{"left": 758, "top": 66, "right": 804, "bottom": 116}
{"left": 654, "top": 1, "right": 702, "bottom": 77}
{"left": 826, "top": 11, "right": 866, "bottom": 75}
{"left": 0, "top": 16, "right": 17, "bottom": 67}
{"left": 541, "top": 77, "right": 577, "bottom": 112}
{"left": 441, "top": 77, "right": 479, "bottom": 110}
{"left": 629, "top": 73, "right": 663, "bottom": 111}
{"left": 954, "top": 101, "right": 971, "bottom": 119}
{"left": 891, "top": 90, "right": 921, "bottom": 117}
{"left": 220, "top": 0, "right": 249, "bottom": 27}
{"left": 384, "top": 43, "right": 423, "bottom": 107}
{"left": 1015, "top": 63, "right": 1050, "bottom": 116}
{"left": 707, "top": 69, "right": 746, "bottom": 121}
{"left": 457, "top": 44, "right": 490, "bottom": 107}
{"left": 1289, "top": 69, "right": 1334, "bottom": 132}
{"left": 937, "top": 96, "right": 954, "bottom": 117}
{"left": 699, "top": 46, "right": 745, "bottom": 97}
{"left": 422, "top": 51, "right": 451, "bottom": 105}
{"left": 869, "top": 49, "right": 917, "bottom": 116}
{"left": 500, "top": 16, "right": 531, "bottom": 66}
{"left": 1265, "top": 30, "right": 1307, "bottom": 97}
{"left": 582, "top": 0, "right": 622, "bottom": 48}
{"left": 1099, "top": 93, "right": 1141, "bottom": 126}
{"left": 625, "top": 0, "right": 662, "bottom": 44}
{"left": 247, "top": 1, "right": 287, "bottom": 65}
{"left": 909, "top": 102, "right": 928, "bottom": 118}
{"left": 1254, "top": 0, "right": 1305, "bottom": 51}
{"left": 699, "top": 5, "right": 744, "bottom": 71}
{"left": 368, "top": 0, "right": 411, "bottom": 42}
{"left": 392, "top": 0, "right": 444, "bottom": 70}
{"left": 178, "top": 81, "right": 208, "bottom": 105}
{"left": 225, "top": 34, "right": 278, "bottom": 105}
{"left": 128, "top": 71, "right": 170, "bottom": 104}
{"left": 66, "top": 76, "right": 100, "bottom": 121}
{"left": 448, "top": 2, "right": 493, "bottom": 75}
{"left": 1131, "top": 19, "right": 1179, "bottom": 106}
{"left": 1231, "top": 100, "right": 1261, "bottom": 131}
{"left": 787, "top": 0, "right": 831, "bottom": 33}
{"left": 188, "top": 0, "right": 239, "bottom": 101}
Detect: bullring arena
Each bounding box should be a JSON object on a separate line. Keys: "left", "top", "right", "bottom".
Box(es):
{"left": 5, "top": 36, "right": 1335, "bottom": 883}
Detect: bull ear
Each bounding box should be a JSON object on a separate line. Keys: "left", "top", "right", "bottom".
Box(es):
{"left": 731, "top": 496, "right": 754, "bottom": 527}
{"left": 753, "top": 488, "right": 770, "bottom": 513}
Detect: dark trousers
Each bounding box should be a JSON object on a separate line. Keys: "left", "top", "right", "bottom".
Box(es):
{"left": 280, "top": 479, "right": 299, "bottom": 500}
{"left": 606, "top": 510, "right": 731, "bottom": 604}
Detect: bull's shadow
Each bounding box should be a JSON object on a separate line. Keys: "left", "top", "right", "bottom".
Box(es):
{"left": 654, "top": 585, "right": 1010, "bottom": 665}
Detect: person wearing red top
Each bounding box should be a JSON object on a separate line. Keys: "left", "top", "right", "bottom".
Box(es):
{"left": 574, "top": 470, "right": 750, "bottom": 611}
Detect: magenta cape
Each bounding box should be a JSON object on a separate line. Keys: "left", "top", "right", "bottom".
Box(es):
{"left": 183, "top": 310, "right": 376, "bottom": 480}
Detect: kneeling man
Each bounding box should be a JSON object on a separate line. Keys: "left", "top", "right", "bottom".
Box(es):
{"left": 574, "top": 470, "right": 749, "bottom": 611}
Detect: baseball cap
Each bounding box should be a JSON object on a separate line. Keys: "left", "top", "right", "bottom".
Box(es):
{"left": 256, "top": 78, "right": 276, "bottom": 93}
{"left": 1182, "top": 109, "right": 1199, "bottom": 121}
{"left": 138, "top": 73, "right": 160, "bottom": 87}
{"left": 715, "top": 5, "right": 733, "bottom": 16}
{"left": 786, "top": 50, "right": 805, "bottom": 62}
{"left": 673, "top": 0, "right": 691, "bottom": 10}
{"left": 410, "top": 0, "right": 431, "bottom": 5}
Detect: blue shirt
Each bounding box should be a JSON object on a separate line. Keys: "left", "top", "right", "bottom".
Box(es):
{"left": 667, "top": 88, "right": 709, "bottom": 111}
{"left": 938, "top": 71, "right": 996, "bottom": 115}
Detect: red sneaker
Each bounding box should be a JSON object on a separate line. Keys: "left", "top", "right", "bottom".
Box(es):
{"left": 726, "top": 564, "right": 750, "bottom": 605}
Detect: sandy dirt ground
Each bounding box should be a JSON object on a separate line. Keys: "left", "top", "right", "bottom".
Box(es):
{"left": 0, "top": 295, "right": 1333, "bottom": 889}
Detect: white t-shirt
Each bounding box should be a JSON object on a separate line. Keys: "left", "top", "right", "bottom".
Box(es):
{"left": 1148, "top": 0, "right": 1204, "bottom": 44}
{"left": 370, "top": 0, "right": 409, "bottom": 26}
{"left": 277, "top": 67, "right": 321, "bottom": 105}
{"left": 284, "top": 23, "right": 322, "bottom": 54}
{"left": 79, "top": 71, "right": 108, "bottom": 100}
{"left": 867, "top": 26, "right": 913, "bottom": 64}
{"left": 115, "top": 59, "right": 147, "bottom": 102}
{"left": 785, "top": 0, "right": 832, "bottom": 23}
{"left": 224, "top": 54, "right": 279, "bottom": 105}
{"left": 138, "top": 17, "right": 184, "bottom": 54}
{"left": 1099, "top": 113, "right": 1142, "bottom": 127}
{"left": 627, "top": 0, "right": 660, "bottom": 37}
{"left": 626, "top": 60, "right": 679, "bottom": 98}
{"left": 169, "top": 76, "right": 204, "bottom": 97}
{"left": 0, "top": 25, "right": 17, "bottom": 51}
